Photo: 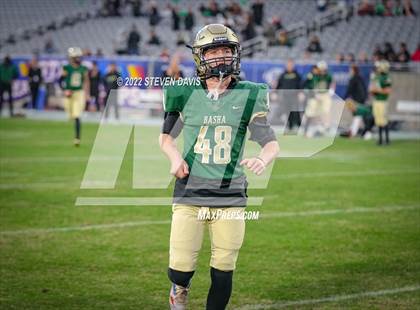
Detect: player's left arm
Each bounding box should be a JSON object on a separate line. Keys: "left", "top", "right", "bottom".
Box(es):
{"left": 241, "top": 84, "right": 279, "bottom": 175}
{"left": 373, "top": 85, "right": 392, "bottom": 95}
{"left": 241, "top": 116, "right": 280, "bottom": 176}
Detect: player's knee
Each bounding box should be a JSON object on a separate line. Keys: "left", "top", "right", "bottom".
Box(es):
{"left": 170, "top": 248, "right": 200, "bottom": 271}
{"left": 210, "top": 248, "right": 240, "bottom": 271}
{"left": 210, "top": 267, "right": 233, "bottom": 284}
{"left": 168, "top": 268, "right": 194, "bottom": 288}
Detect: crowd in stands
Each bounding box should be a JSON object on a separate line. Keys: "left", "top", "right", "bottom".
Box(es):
{"left": 2, "top": 0, "right": 419, "bottom": 64}
{"left": 373, "top": 42, "right": 420, "bottom": 62}
{"left": 357, "top": 0, "right": 416, "bottom": 16}
{"left": 94, "top": 0, "right": 270, "bottom": 55}
{"left": 333, "top": 42, "right": 420, "bottom": 63}
{"left": 82, "top": 0, "right": 419, "bottom": 63}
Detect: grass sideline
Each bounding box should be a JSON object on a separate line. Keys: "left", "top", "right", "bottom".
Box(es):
{"left": 0, "top": 118, "right": 419, "bottom": 309}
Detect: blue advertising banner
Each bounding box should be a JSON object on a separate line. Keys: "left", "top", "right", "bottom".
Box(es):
{"left": 11, "top": 56, "right": 373, "bottom": 108}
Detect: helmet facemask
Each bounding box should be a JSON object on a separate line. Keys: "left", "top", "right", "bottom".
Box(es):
{"left": 194, "top": 42, "right": 241, "bottom": 81}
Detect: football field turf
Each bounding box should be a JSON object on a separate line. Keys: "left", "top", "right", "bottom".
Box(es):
{"left": 1, "top": 118, "right": 419, "bottom": 309}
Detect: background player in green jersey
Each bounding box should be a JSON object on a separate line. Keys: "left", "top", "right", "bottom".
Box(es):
{"left": 302, "top": 61, "right": 335, "bottom": 137}
{"left": 60, "top": 47, "right": 89, "bottom": 146}
{"left": 159, "top": 24, "right": 279, "bottom": 310}
{"left": 369, "top": 60, "right": 392, "bottom": 145}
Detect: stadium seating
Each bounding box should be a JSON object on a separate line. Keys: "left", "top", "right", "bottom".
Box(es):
{"left": 0, "top": 0, "right": 98, "bottom": 44}
{"left": 0, "top": 0, "right": 419, "bottom": 61}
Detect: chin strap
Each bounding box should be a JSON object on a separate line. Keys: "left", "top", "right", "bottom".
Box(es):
{"left": 207, "top": 71, "right": 225, "bottom": 101}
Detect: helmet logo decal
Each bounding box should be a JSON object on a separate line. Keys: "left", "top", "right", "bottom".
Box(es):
{"left": 213, "top": 37, "right": 228, "bottom": 42}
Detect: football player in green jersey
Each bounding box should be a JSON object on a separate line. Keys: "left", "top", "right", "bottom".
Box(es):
{"left": 159, "top": 24, "right": 280, "bottom": 310}
{"left": 370, "top": 60, "right": 392, "bottom": 145}
{"left": 60, "top": 47, "right": 89, "bottom": 146}
{"left": 302, "top": 61, "right": 335, "bottom": 137}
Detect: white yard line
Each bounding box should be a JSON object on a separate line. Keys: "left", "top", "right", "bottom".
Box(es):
{"left": 0, "top": 183, "right": 80, "bottom": 189}
{"left": 272, "top": 169, "right": 420, "bottom": 179}
{"left": 1, "top": 204, "right": 418, "bottom": 236}
{"left": 260, "top": 205, "right": 420, "bottom": 219}
{"left": 235, "top": 285, "right": 420, "bottom": 309}
{"left": 0, "top": 155, "right": 161, "bottom": 163}
{"left": 0, "top": 220, "right": 171, "bottom": 236}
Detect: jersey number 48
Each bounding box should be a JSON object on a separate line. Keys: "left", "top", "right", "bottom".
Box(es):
{"left": 194, "top": 125, "right": 232, "bottom": 164}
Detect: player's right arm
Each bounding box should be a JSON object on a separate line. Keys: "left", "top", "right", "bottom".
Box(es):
{"left": 159, "top": 85, "right": 188, "bottom": 179}
{"left": 159, "top": 131, "right": 189, "bottom": 179}
{"left": 60, "top": 65, "right": 72, "bottom": 97}
{"left": 369, "top": 74, "right": 378, "bottom": 95}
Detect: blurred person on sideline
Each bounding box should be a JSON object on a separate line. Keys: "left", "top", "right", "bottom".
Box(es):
{"left": 103, "top": 63, "right": 121, "bottom": 120}
{"left": 28, "top": 57, "right": 43, "bottom": 109}
{"left": 276, "top": 59, "right": 302, "bottom": 131}
{"left": 87, "top": 61, "right": 101, "bottom": 112}
{"left": 0, "top": 55, "right": 18, "bottom": 117}
{"left": 343, "top": 65, "right": 371, "bottom": 139}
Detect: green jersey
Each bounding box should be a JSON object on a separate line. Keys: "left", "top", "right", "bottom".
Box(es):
{"left": 0, "top": 63, "right": 18, "bottom": 83}
{"left": 313, "top": 73, "right": 333, "bottom": 92}
{"left": 63, "top": 64, "right": 87, "bottom": 91}
{"left": 371, "top": 72, "right": 391, "bottom": 101}
{"left": 163, "top": 79, "right": 269, "bottom": 181}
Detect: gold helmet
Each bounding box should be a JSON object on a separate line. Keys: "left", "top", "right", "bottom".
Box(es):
{"left": 375, "top": 60, "right": 390, "bottom": 73}
{"left": 317, "top": 60, "right": 328, "bottom": 72}
{"left": 67, "top": 47, "right": 83, "bottom": 58}
{"left": 191, "top": 24, "right": 241, "bottom": 80}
